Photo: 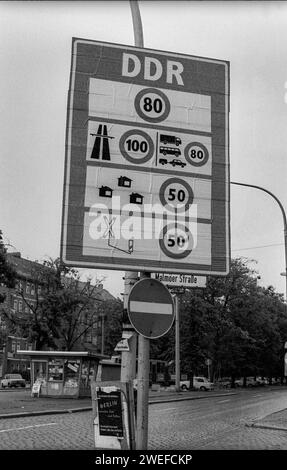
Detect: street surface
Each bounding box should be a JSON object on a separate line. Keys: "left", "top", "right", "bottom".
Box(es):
{"left": 0, "top": 388, "right": 287, "bottom": 450}
{"left": 149, "top": 388, "right": 287, "bottom": 449}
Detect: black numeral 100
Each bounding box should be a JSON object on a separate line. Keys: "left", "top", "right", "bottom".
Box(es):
{"left": 126, "top": 139, "right": 148, "bottom": 153}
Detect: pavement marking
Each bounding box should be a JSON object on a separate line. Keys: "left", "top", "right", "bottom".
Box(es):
{"left": 0, "top": 422, "right": 57, "bottom": 433}
{"left": 217, "top": 399, "right": 231, "bottom": 403}
{"left": 153, "top": 407, "right": 177, "bottom": 412}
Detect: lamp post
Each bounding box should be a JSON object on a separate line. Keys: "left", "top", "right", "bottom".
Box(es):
{"left": 231, "top": 181, "right": 287, "bottom": 302}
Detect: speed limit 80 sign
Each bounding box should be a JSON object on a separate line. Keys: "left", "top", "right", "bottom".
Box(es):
{"left": 61, "top": 39, "right": 230, "bottom": 276}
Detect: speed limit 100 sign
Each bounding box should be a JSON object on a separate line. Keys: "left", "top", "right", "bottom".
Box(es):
{"left": 61, "top": 38, "right": 230, "bottom": 276}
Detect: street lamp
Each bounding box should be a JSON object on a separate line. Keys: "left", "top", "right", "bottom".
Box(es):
{"left": 231, "top": 181, "right": 287, "bottom": 302}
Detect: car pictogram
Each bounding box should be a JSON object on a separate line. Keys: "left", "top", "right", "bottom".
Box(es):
{"left": 169, "top": 159, "right": 186, "bottom": 168}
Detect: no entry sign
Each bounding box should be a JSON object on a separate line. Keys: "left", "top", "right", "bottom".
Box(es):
{"left": 127, "top": 278, "right": 175, "bottom": 339}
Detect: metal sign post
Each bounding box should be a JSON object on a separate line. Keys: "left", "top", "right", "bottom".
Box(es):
{"left": 136, "top": 273, "right": 150, "bottom": 451}
{"left": 174, "top": 294, "right": 180, "bottom": 392}
{"left": 127, "top": 273, "right": 175, "bottom": 449}
{"left": 130, "top": 2, "right": 149, "bottom": 450}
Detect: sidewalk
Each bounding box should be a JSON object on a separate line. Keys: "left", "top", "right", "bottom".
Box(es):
{"left": 0, "top": 387, "right": 235, "bottom": 419}
{"left": 246, "top": 409, "right": 287, "bottom": 432}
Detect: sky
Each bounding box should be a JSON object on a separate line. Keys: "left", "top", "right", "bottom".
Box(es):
{"left": 0, "top": 0, "right": 287, "bottom": 299}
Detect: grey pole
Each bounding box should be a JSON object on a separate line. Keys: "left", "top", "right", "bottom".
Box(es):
{"left": 130, "top": 0, "right": 144, "bottom": 47}
{"left": 174, "top": 295, "right": 180, "bottom": 392}
{"left": 129, "top": 1, "right": 150, "bottom": 450}
{"left": 101, "top": 314, "right": 105, "bottom": 355}
{"left": 231, "top": 181, "right": 287, "bottom": 303}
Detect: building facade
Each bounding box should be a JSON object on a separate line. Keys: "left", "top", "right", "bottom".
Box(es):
{"left": 0, "top": 252, "right": 117, "bottom": 379}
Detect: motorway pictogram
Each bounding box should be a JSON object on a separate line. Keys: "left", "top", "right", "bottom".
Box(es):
{"left": 90, "top": 124, "right": 113, "bottom": 160}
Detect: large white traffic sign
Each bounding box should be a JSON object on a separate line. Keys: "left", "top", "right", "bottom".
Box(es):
{"left": 61, "top": 39, "right": 230, "bottom": 275}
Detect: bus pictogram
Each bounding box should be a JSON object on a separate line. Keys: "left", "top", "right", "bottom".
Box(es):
{"left": 159, "top": 146, "right": 181, "bottom": 157}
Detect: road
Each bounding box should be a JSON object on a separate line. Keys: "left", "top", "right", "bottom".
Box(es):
{"left": 0, "top": 388, "right": 286, "bottom": 450}
{"left": 149, "top": 388, "right": 287, "bottom": 449}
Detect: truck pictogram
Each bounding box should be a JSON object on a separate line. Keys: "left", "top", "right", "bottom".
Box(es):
{"left": 160, "top": 134, "right": 182, "bottom": 146}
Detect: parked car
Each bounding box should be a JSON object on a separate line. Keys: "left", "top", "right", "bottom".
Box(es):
{"left": 235, "top": 377, "right": 260, "bottom": 388}
{"left": 192, "top": 376, "right": 214, "bottom": 391}
{"left": 216, "top": 378, "right": 232, "bottom": 389}
{"left": 1, "top": 374, "right": 26, "bottom": 388}
{"left": 270, "top": 377, "right": 281, "bottom": 385}
{"left": 255, "top": 377, "right": 268, "bottom": 386}
{"left": 180, "top": 380, "right": 191, "bottom": 391}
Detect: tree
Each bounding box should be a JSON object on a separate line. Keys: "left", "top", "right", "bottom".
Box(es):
{"left": 149, "top": 257, "right": 287, "bottom": 384}
{"left": 100, "top": 298, "right": 124, "bottom": 356}
{"left": 0, "top": 257, "right": 112, "bottom": 351}
{"left": 0, "top": 232, "right": 16, "bottom": 303}
{"left": 0, "top": 233, "right": 17, "bottom": 349}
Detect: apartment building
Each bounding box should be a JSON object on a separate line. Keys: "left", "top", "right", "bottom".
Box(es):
{"left": 0, "top": 252, "right": 116, "bottom": 378}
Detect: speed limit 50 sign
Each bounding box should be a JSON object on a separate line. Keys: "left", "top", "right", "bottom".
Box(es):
{"left": 61, "top": 38, "right": 230, "bottom": 275}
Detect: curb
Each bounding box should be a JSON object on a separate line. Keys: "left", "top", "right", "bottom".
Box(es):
{"left": 0, "top": 392, "right": 237, "bottom": 420}
{"left": 0, "top": 407, "right": 93, "bottom": 419}
{"left": 149, "top": 392, "right": 237, "bottom": 405}
{"left": 246, "top": 422, "right": 287, "bottom": 432}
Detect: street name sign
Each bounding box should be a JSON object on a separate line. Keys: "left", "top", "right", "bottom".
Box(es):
{"left": 127, "top": 278, "right": 175, "bottom": 339}
{"left": 61, "top": 38, "right": 230, "bottom": 275}
{"left": 152, "top": 272, "right": 206, "bottom": 288}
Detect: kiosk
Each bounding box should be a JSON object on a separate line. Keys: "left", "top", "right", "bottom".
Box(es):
{"left": 16, "top": 350, "right": 108, "bottom": 398}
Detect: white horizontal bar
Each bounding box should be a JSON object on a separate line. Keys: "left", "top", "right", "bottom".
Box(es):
{"left": 130, "top": 301, "right": 173, "bottom": 315}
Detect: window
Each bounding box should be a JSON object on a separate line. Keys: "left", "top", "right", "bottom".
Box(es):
{"left": 85, "top": 330, "right": 92, "bottom": 343}
{"left": 48, "top": 359, "right": 63, "bottom": 381}
{"left": 26, "top": 282, "right": 30, "bottom": 294}
{"left": 16, "top": 341, "right": 21, "bottom": 351}
{"left": 33, "top": 362, "right": 47, "bottom": 382}
{"left": 13, "top": 299, "right": 18, "bottom": 311}
{"left": 18, "top": 301, "right": 22, "bottom": 312}
{"left": 31, "top": 284, "right": 35, "bottom": 296}
{"left": 11, "top": 341, "right": 16, "bottom": 353}
{"left": 17, "top": 280, "right": 23, "bottom": 291}
{"left": 64, "top": 359, "right": 80, "bottom": 388}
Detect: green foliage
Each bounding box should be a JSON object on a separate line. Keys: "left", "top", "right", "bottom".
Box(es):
{"left": 100, "top": 298, "right": 124, "bottom": 356}
{"left": 0, "top": 250, "right": 16, "bottom": 302}
{"left": 151, "top": 258, "right": 287, "bottom": 380}
{"left": 0, "top": 257, "right": 120, "bottom": 351}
